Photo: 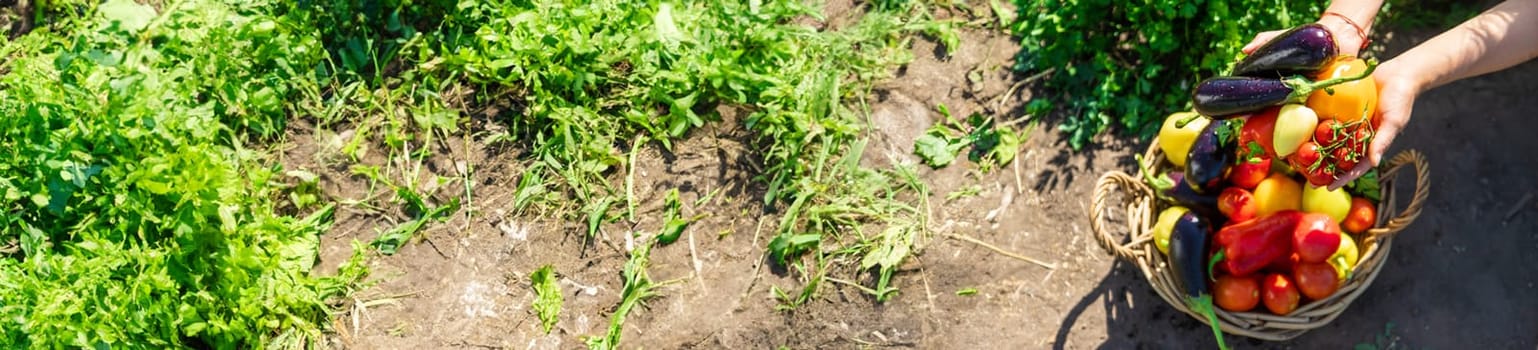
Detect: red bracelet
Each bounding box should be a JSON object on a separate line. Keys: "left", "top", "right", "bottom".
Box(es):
{"left": 1323, "top": 11, "right": 1371, "bottom": 52}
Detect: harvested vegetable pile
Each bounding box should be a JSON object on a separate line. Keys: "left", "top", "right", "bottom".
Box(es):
{"left": 1142, "top": 22, "right": 1390, "bottom": 349}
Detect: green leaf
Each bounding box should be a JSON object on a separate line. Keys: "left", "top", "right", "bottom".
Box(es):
{"left": 531, "top": 265, "right": 563, "bottom": 334}
{"left": 988, "top": 126, "right": 1024, "bottom": 166}
{"left": 655, "top": 189, "right": 694, "bottom": 245}
{"left": 1245, "top": 142, "right": 1266, "bottom": 163}
{"left": 373, "top": 197, "right": 461, "bottom": 255}
{"left": 1347, "top": 169, "right": 1383, "bottom": 202}
{"left": 768, "top": 233, "right": 820, "bottom": 265}
{"left": 653, "top": 3, "right": 686, "bottom": 48}
{"left": 278, "top": 205, "right": 334, "bottom": 272}
{"left": 859, "top": 226, "right": 912, "bottom": 270}
{"left": 914, "top": 134, "right": 958, "bottom": 168}
{"left": 1214, "top": 119, "right": 1240, "bottom": 148}
{"left": 656, "top": 219, "right": 689, "bottom": 245}
{"left": 100, "top": 0, "right": 158, "bottom": 33}
{"left": 587, "top": 198, "right": 613, "bottom": 238}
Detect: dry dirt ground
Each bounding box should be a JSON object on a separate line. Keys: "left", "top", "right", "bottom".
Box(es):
{"left": 283, "top": 10, "right": 1538, "bottom": 350}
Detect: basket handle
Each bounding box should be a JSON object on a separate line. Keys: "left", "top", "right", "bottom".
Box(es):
{"left": 1364, "top": 150, "right": 1431, "bottom": 241}
{"left": 1091, "top": 171, "right": 1154, "bottom": 262}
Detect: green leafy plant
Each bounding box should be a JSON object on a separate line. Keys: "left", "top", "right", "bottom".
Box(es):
{"left": 587, "top": 243, "right": 658, "bottom": 350}
{"left": 0, "top": 1, "right": 363, "bottom": 347}
{"left": 914, "top": 104, "right": 1027, "bottom": 170}
{"left": 531, "top": 265, "right": 563, "bottom": 334}
{"left": 947, "top": 184, "right": 984, "bottom": 201}
{"left": 1013, "top": 0, "right": 1321, "bottom": 149}
{"left": 0, "top": 0, "right": 964, "bottom": 347}
{"left": 656, "top": 188, "right": 703, "bottom": 245}
{"left": 370, "top": 186, "right": 461, "bottom": 255}
{"left": 1353, "top": 322, "right": 1404, "bottom": 350}
{"left": 431, "top": 0, "right": 948, "bottom": 304}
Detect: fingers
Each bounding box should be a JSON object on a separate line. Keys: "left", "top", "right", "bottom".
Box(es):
{"left": 1241, "top": 30, "right": 1285, "bottom": 55}
{"left": 1369, "top": 117, "right": 1403, "bottom": 168}
{"left": 1327, "top": 161, "right": 1373, "bottom": 191}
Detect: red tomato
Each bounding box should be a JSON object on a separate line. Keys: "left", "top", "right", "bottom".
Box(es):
{"left": 1314, "top": 119, "right": 1345, "bottom": 147}
{"left": 1262, "top": 273, "right": 1301, "bottom": 315}
{"left": 1294, "top": 213, "right": 1344, "bottom": 263}
{"left": 1354, "top": 127, "right": 1372, "bottom": 143}
{"left": 1350, "top": 127, "right": 1373, "bottom": 154}
{"left": 1290, "top": 141, "right": 1322, "bottom": 168}
{"left": 1218, "top": 187, "right": 1259, "bottom": 223}
{"left": 1342, "top": 198, "right": 1377, "bottom": 234}
{"left": 1214, "top": 274, "right": 1262, "bottom": 312}
{"left": 1332, "top": 147, "right": 1359, "bottom": 172}
{"left": 1293, "top": 262, "right": 1341, "bottom": 300}
{"left": 1239, "top": 107, "right": 1280, "bottom": 158}
{"left": 1228, "top": 156, "right": 1272, "bottom": 190}
{"left": 1288, "top": 142, "right": 1333, "bottom": 186}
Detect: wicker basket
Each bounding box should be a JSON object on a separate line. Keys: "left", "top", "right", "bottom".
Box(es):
{"left": 1088, "top": 137, "right": 1430, "bottom": 341}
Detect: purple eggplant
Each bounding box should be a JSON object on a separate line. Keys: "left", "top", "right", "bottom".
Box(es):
{"left": 1191, "top": 77, "right": 1291, "bottom": 118}
{"left": 1231, "top": 24, "right": 1338, "bottom": 78}
{"left": 1167, "top": 211, "right": 1230, "bottom": 350}
{"left": 1191, "top": 59, "right": 1378, "bottom": 118}
{"left": 1184, "top": 119, "right": 1234, "bottom": 194}
{"left": 1169, "top": 212, "right": 1214, "bottom": 302}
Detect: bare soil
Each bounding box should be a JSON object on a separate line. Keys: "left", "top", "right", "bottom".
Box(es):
{"left": 289, "top": 14, "right": 1538, "bottom": 350}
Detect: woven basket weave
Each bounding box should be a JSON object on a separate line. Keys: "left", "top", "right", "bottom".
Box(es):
{"left": 1088, "top": 137, "right": 1430, "bottom": 341}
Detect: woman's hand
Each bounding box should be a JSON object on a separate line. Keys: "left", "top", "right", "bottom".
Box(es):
{"left": 1241, "top": 15, "right": 1369, "bottom": 57}
{"left": 1328, "top": 60, "right": 1418, "bottom": 189}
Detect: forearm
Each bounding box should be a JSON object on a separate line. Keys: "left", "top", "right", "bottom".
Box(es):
{"left": 1385, "top": 0, "right": 1538, "bottom": 93}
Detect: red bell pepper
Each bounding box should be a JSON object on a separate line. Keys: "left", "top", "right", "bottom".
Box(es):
{"left": 1212, "top": 210, "right": 1303, "bottom": 277}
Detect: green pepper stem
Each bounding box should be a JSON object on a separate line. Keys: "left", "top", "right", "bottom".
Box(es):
{"left": 1207, "top": 250, "right": 1225, "bottom": 280}
{"left": 1174, "top": 113, "right": 1204, "bottom": 128}
{"left": 1189, "top": 295, "right": 1231, "bottom": 350}
{"left": 1284, "top": 59, "right": 1379, "bottom": 104}
{"left": 1334, "top": 255, "right": 1355, "bottom": 281}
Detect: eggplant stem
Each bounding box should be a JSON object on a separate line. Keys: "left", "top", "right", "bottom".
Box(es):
{"left": 1285, "top": 59, "right": 1379, "bottom": 104}
{"left": 1135, "top": 154, "right": 1175, "bottom": 195}
{"left": 1189, "top": 296, "right": 1231, "bottom": 350}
